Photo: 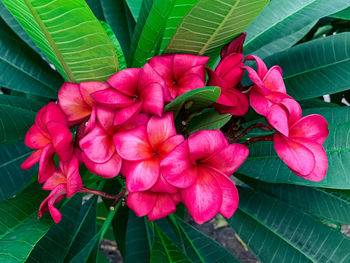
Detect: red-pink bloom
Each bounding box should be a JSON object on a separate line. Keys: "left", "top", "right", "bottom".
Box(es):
{"left": 244, "top": 56, "right": 302, "bottom": 136}
{"left": 161, "top": 130, "right": 249, "bottom": 224}
{"left": 39, "top": 156, "right": 83, "bottom": 223}
{"left": 127, "top": 191, "right": 180, "bottom": 221}
{"left": 273, "top": 114, "right": 329, "bottom": 181}
{"left": 92, "top": 65, "right": 164, "bottom": 125}
{"left": 21, "top": 103, "right": 73, "bottom": 183}
{"left": 114, "top": 113, "right": 184, "bottom": 192}
{"left": 207, "top": 53, "right": 248, "bottom": 116}
{"left": 79, "top": 108, "right": 148, "bottom": 178}
{"left": 148, "top": 54, "right": 209, "bottom": 101}
{"left": 58, "top": 81, "right": 109, "bottom": 126}
{"left": 220, "top": 32, "right": 246, "bottom": 59}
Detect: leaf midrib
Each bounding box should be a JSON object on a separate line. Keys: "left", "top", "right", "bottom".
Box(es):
{"left": 0, "top": 151, "right": 32, "bottom": 168}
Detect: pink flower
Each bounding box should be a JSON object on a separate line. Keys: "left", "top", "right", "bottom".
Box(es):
{"left": 161, "top": 130, "right": 249, "bottom": 224}
{"left": 92, "top": 65, "right": 164, "bottom": 125}
{"left": 114, "top": 113, "right": 184, "bottom": 192}
{"left": 39, "top": 156, "right": 83, "bottom": 223}
{"left": 207, "top": 53, "right": 248, "bottom": 115}
{"left": 21, "top": 103, "right": 73, "bottom": 183}
{"left": 273, "top": 114, "right": 329, "bottom": 181}
{"left": 58, "top": 81, "right": 109, "bottom": 126}
{"left": 148, "top": 54, "right": 209, "bottom": 101}
{"left": 79, "top": 108, "right": 148, "bottom": 178}
{"left": 244, "top": 56, "right": 302, "bottom": 136}
{"left": 220, "top": 32, "right": 246, "bottom": 59}
{"left": 127, "top": 191, "right": 180, "bottom": 221}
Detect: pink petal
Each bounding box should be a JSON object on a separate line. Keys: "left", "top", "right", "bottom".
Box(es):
{"left": 157, "top": 135, "right": 184, "bottom": 160}
{"left": 204, "top": 143, "right": 249, "bottom": 176}
{"left": 127, "top": 191, "right": 157, "bottom": 217}
{"left": 174, "top": 72, "right": 206, "bottom": 98}
{"left": 96, "top": 105, "right": 117, "bottom": 135}
{"left": 150, "top": 174, "right": 178, "bottom": 194}
{"left": 84, "top": 105, "right": 97, "bottom": 135}
{"left": 140, "top": 83, "right": 164, "bottom": 116}
{"left": 91, "top": 88, "right": 135, "bottom": 108}
{"left": 206, "top": 67, "right": 229, "bottom": 90}
{"left": 160, "top": 141, "right": 197, "bottom": 188}
{"left": 42, "top": 170, "right": 66, "bottom": 191}
{"left": 39, "top": 184, "right": 66, "bottom": 223}
{"left": 82, "top": 151, "right": 122, "bottom": 178}
{"left": 114, "top": 100, "right": 143, "bottom": 126}
{"left": 21, "top": 149, "right": 42, "bottom": 170}
{"left": 245, "top": 55, "right": 268, "bottom": 78}
{"left": 263, "top": 66, "right": 286, "bottom": 93}
{"left": 147, "top": 193, "right": 177, "bottom": 221}
{"left": 173, "top": 54, "right": 209, "bottom": 79}
{"left": 58, "top": 83, "right": 90, "bottom": 122}
{"left": 244, "top": 66, "right": 270, "bottom": 95}
{"left": 80, "top": 81, "right": 110, "bottom": 107}
{"left": 46, "top": 122, "right": 73, "bottom": 161}
{"left": 214, "top": 89, "right": 249, "bottom": 116}
{"left": 24, "top": 124, "right": 50, "bottom": 149}
{"left": 290, "top": 115, "right": 329, "bottom": 144}
{"left": 107, "top": 68, "right": 141, "bottom": 97}
{"left": 266, "top": 104, "right": 289, "bottom": 137}
{"left": 216, "top": 53, "right": 244, "bottom": 79}
{"left": 114, "top": 125, "right": 153, "bottom": 161}
{"left": 181, "top": 167, "right": 222, "bottom": 224}
{"left": 188, "top": 130, "right": 228, "bottom": 164}
{"left": 273, "top": 133, "right": 316, "bottom": 176}
{"left": 79, "top": 124, "right": 115, "bottom": 163}
{"left": 147, "top": 113, "right": 176, "bottom": 151}
{"left": 65, "top": 156, "right": 83, "bottom": 197}
{"left": 123, "top": 158, "right": 160, "bottom": 192}
{"left": 38, "top": 144, "right": 56, "bottom": 183}
{"left": 36, "top": 103, "right": 67, "bottom": 132}
{"left": 249, "top": 89, "right": 271, "bottom": 116}
{"left": 210, "top": 170, "right": 239, "bottom": 218}
{"left": 220, "top": 32, "right": 246, "bottom": 58}
{"left": 171, "top": 192, "right": 181, "bottom": 204}
{"left": 119, "top": 113, "right": 149, "bottom": 132}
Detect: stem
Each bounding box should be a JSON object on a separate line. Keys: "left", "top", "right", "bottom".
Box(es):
{"left": 231, "top": 123, "right": 273, "bottom": 142}
{"left": 244, "top": 134, "right": 274, "bottom": 145}
{"left": 79, "top": 187, "right": 126, "bottom": 200}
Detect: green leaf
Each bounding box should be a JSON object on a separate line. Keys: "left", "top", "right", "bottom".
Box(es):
{"left": 164, "top": 86, "right": 221, "bottom": 118}
{"left": 125, "top": 211, "right": 151, "bottom": 263}
{"left": 164, "top": 0, "right": 268, "bottom": 57}
{"left": 302, "top": 107, "right": 350, "bottom": 125}
{"left": 0, "top": 142, "right": 36, "bottom": 202}
{"left": 86, "top": 0, "right": 106, "bottom": 21}
{"left": 244, "top": 0, "right": 350, "bottom": 54}
{"left": 0, "top": 191, "right": 53, "bottom": 262}
{"left": 299, "top": 99, "right": 340, "bottom": 109}
{"left": 111, "top": 205, "right": 129, "bottom": 257}
{"left": 238, "top": 121, "right": 350, "bottom": 188}
{"left": 264, "top": 33, "right": 350, "bottom": 100}
{"left": 187, "top": 109, "right": 231, "bottom": 134}
{"left": 2, "top": 0, "right": 118, "bottom": 82}
{"left": 150, "top": 225, "right": 191, "bottom": 263}
{"left": 176, "top": 217, "right": 240, "bottom": 263}
{"left": 0, "top": 20, "right": 62, "bottom": 98}
{"left": 125, "top": 0, "right": 142, "bottom": 22}
{"left": 70, "top": 234, "right": 99, "bottom": 263}
{"left": 100, "top": 0, "right": 131, "bottom": 57}
{"left": 130, "top": 0, "right": 176, "bottom": 67}
{"left": 229, "top": 187, "right": 350, "bottom": 262}
{"left": 330, "top": 6, "right": 350, "bottom": 20}
{"left": 238, "top": 175, "right": 350, "bottom": 224}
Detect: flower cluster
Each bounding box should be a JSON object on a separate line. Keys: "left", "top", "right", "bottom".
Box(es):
{"left": 21, "top": 33, "right": 329, "bottom": 224}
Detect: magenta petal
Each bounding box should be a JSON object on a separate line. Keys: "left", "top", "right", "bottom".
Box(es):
{"left": 273, "top": 133, "right": 316, "bottom": 176}
{"left": 140, "top": 83, "right": 164, "bottom": 117}
{"left": 46, "top": 122, "right": 73, "bottom": 161}
{"left": 214, "top": 89, "right": 249, "bottom": 116}
{"left": 114, "top": 125, "right": 153, "bottom": 161}
{"left": 39, "top": 184, "right": 66, "bottom": 223}
{"left": 96, "top": 105, "right": 116, "bottom": 135}
{"left": 266, "top": 104, "right": 289, "bottom": 137}
{"left": 82, "top": 152, "right": 122, "bottom": 178}
{"left": 147, "top": 113, "right": 176, "bottom": 151}
{"left": 245, "top": 55, "right": 268, "bottom": 78}
{"left": 38, "top": 144, "right": 56, "bottom": 183}
{"left": 113, "top": 100, "right": 143, "bottom": 126}
{"left": 210, "top": 170, "right": 239, "bottom": 218}
{"left": 21, "top": 149, "right": 42, "bottom": 170}
{"left": 66, "top": 156, "right": 83, "bottom": 197}
{"left": 249, "top": 89, "right": 270, "bottom": 116}
{"left": 80, "top": 81, "right": 110, "bottom": 106}
{"left": 157, "top": 135, "right": 184, "bottom": 160}
{"left": 36, "top": 103, "right": 67, "bottom": 133}
{"left": 92, "top": 88, "right": 135, "bottom": 108}
{"left": 107, "top": 68, "right": 140, "bottom": 96}
{"left": 24, "top": 124, "right": 50, "bottom": 149}
{"left": 181, "top": 167, "right": 222, "bottom": 224}
{"left": 290, "top": 114, "right": 329, "bottom": 144}
{"left": 147, "top": 193, "right": 177, "bottom": 221}
{"left": 188, "top": 130, "right": 228, "bottom": 163}
{"left": 119, "top": 113, "right": 149, "bottom": 132}
{"left": 127, "top": 191, "right": 157, "bottom": 217}
{"left": 204, "top": 143, "right": 249, "bottom": 176}
{"left": 173, "top": 54, "right": 209, "bottom": 79}
{"left": 263, "top": 66, "right": 286, "bottom": 93}
{"left": 79, "top": 124, "right": 115, "bottom": 163}
{"left": 124, "top": 158, "right": 160, "bottom": 192}
{"left": 216, "top": 53, "right": 243, "bottom": 78}
{"left": 42, "top": 170, "right": 66, "bottom": 191}
{"left": 150, "top": 174, "right": 178, "bottom": 194}
{"left": 221, "top": 32, "right": 246, "bottom": 58}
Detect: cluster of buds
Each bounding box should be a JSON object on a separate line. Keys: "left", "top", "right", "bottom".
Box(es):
{"left": 21, "top": 33, "right": 328, "bottom": 224}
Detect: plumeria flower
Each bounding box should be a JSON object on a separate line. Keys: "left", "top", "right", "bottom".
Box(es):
{"left": 273, "top": 114, "right": 329, "bottom": 181}
{"left": 21, "top": 103, "right": 73, "bottom": 183}
{"left": 92, "top": 65, "right": 165, "bottom": 125}
{"left": 39, "top": 156, "right": 83, "bottom": 223}
{"left": 161, "top": 130, "right": 249, "bottom": 224}
{"left": 127, "top": 191, "right": 180, "bottom": 221}
{"left": 244, "top": 55, "right": 302, "bottom": 136}
{"left": 220, "top": 32, "right": 246, "bottom": 59}
{"left": 148, "top": 54, "right": 209, "bottom": 101}
{"left": 114, "top": 112, "right": 184, "bottom": 193}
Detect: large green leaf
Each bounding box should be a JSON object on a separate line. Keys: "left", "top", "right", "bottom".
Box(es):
{"left": 330, "top": 6, "right": 350, "bottom": 20}
{"left": 238, "top": 121, "right": 350, "bottom": 188}
{"left": 130, "top": 0, "right": 176, "bottom": 67}
{"left": 229, "top": 187, "right": 350, "bottom": 263}
{"left": 0, "top": 142, "right": 36, "bottom": 202}
{"left": 0, "top": 20, "right": 62, "bottom": 98}
{"left": 187, "top": 109, "right": 231, "bottom": 134}
{"left": 86, "top": 0, "right": 106, "bottom": 21}
{"left": 164, "top": 0, "right": 268, "bottom": 56}
{"left": 150, "top": 225, "right": 191, "bottom": 263}
{"left": 0, "top": 191, "right": 53, "bottom": 262}
{"left": 164, "top": 86, "right": 221, "bottom": 118}
{"left": 264, "top": 33, "right": 350, "bottom": 100}
{"left": 244, "top": 0, "right": 350, "bottom": 54}
{"left": 176, "top": 217, "right": 240, "bottom": 263}
{"left": 2, "top": 0, "right": 118, "bottom": 82}
{"left": 125, "top": 0, "right": 142, "bottom": 22}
